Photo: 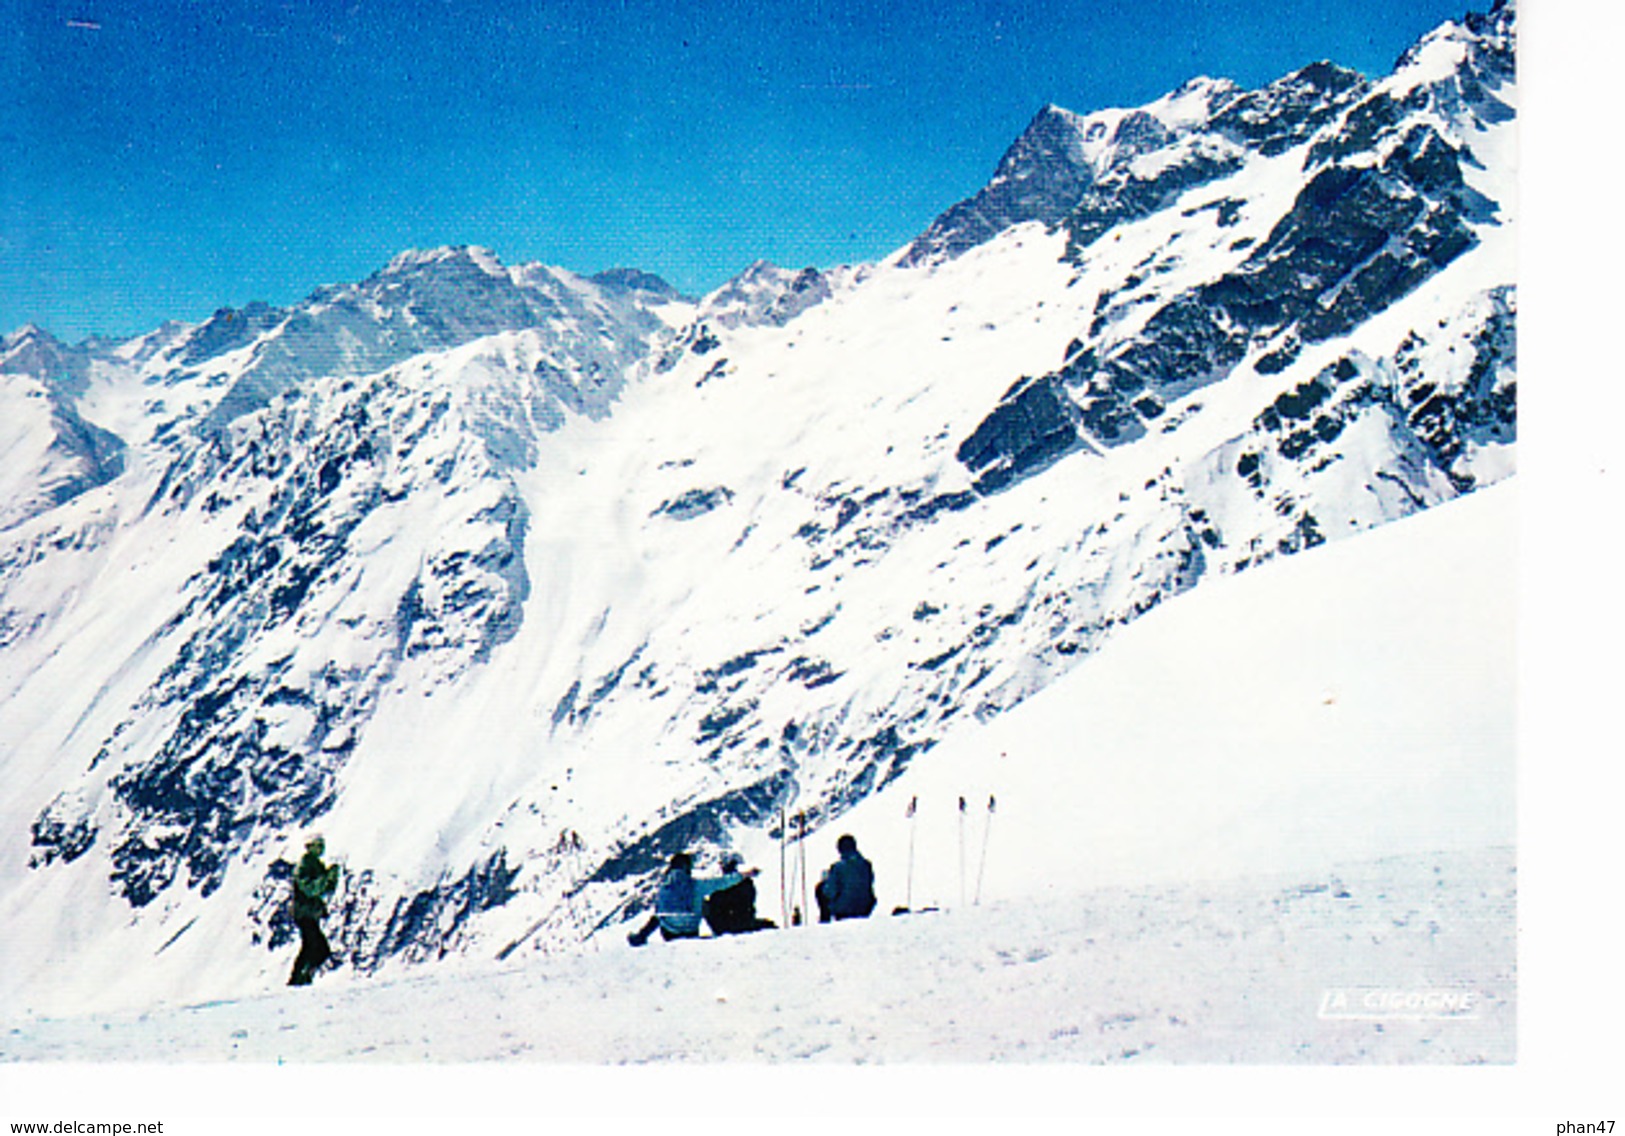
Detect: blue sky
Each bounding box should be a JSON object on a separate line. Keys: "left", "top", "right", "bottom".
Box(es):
{"left": 5, "top": 0, "right": 1477, "bottom": 341}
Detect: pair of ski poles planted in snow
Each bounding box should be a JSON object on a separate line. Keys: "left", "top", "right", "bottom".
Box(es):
{"left": 778, "top": 806, "right": 813, "bottom": 926}
{"left": 770, "top": 789, "right": 994, "bottom": 923}
{"left": 775, "top": 792, "right": 997, "bottom": 923}
{"left": 900, "top": 792, "right": 997, "bottom": 913}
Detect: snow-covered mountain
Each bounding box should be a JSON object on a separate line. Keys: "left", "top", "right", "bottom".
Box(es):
{"left": 2, "top": 469, "right": 1518, "bottom": 1064}
{"left": 0, "top": 327, "right": 127, "bottom": 532}
{"left": 0, "top": 0, "right": 1515, "bottom": 1025}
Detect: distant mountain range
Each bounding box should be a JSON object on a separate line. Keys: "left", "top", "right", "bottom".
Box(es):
{"left": 0, "top": 0, "right": 1514, "bottom": 1014}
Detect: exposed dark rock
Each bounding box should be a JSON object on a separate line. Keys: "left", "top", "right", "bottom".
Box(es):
{"left": 344, "top": 851, "right": 522, "bottom": 970}
{"left": 176, "top": 302, "right": 285, "bottom": 368}
{"left": 587, "top": 773, "right": 793, "bottom": 893}
{"left": 588, "top": 267, "right": 685, "bottom": 300}
{"left": 653, "top": 486, "right": 734, "bottom": 520}
{"left": 1391, "top": 285, "right": 1517, "bottom": 489}
{"left": 1209, "top": 61, "right": 1369, "bottom": 157}
{"left": 1066, "top": 146, "right": 1246, "bottom": 250}
{"left": 956, "top": 374, "right": 1088, "bottom": 493}
{"left": 28, "top": 792, "right": 97, "bottom": 868}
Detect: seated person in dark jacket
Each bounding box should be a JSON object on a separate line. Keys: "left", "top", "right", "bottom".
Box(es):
{"left": 627, "top": 852, "right": 751, "bottom": 946}
{"left": 814, "top": 834, "right": 876, "bottom": 923}
{"left": 702, "top": 855, "right": 776, "bottom": 935}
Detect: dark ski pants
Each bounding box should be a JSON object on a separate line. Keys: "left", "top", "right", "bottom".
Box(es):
{"left": 705, "top": 916, "right": 777, "bottom": 936}
{"left": 289, "top": 916, "right": 331, "bottom": 985}
{"left": 627, "top": 916, "right": 699, "bottom": 946}
{"left": 815, "top": 883, "right": 872, "bottom": 924}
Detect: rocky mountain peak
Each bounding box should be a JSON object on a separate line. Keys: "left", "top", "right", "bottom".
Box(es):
{"left": 379, "top": 244, "right": 508, "bottom": 280}
{"left": 118, "top": 244, "right": 689, "bottom": 428}
{"left": 1398, "top": 0, "right": 1515, "bottom": 78}
{"left": 693, "top": 260, "right": 838, "bottom": 330}
{"left": 0, "top": 324, "right": 91, "bottom": 394}
{"left": 901, "top": 5, "right": 1513, "bottom": 271}
{"left": 899, "top": 105, "right": 1101, "bottom": 267}
{"left": 588, "top": 267, "right": 685, "bottom": 301}
{"left": 2, "top": 323, "right": 52, "bottom": 350}
{"left": 991, "top": 104, "right": 1092, "bottom": 183}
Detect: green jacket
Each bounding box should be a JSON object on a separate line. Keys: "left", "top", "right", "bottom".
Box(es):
{"left": 292, "top": 849, "right": 340, "bottom": 921}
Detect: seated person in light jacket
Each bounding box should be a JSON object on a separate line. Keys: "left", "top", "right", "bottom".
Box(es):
{"left": 627, "top": 851, "right": 756, "bottom": 946}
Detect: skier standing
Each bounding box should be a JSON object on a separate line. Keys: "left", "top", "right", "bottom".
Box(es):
{"left": 288, "top": 835, "right": 340, "bottom": 986}
{"left": 815, "top": 834, "right": 876, "bottom": 922}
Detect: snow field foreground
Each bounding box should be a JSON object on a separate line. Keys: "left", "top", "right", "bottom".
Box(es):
{"left": 0, "top": 846, "right": 1513, "bottom": 1064}
{"left": 1, "top": 478, "right": 1516, "bottom": 1063}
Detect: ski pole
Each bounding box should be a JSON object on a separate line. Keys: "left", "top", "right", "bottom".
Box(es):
{"left": 905, "top": 795, "right": 917, "bottom": 911}
{"left": 779, "top": 803, "right": 789, "bottom": 929}
{"left": 974, "top": 796, "right": 996, "bottom": 905}
{"left": 957, "top": 795, "right": 967, "bottom": 908}
{"left": 797, "top": 811, "right": 809, "bottom": 927}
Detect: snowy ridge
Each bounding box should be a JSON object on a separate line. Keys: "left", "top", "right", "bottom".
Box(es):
{"left": 0, "top": 2, "right": 1515, "bottom": 1036}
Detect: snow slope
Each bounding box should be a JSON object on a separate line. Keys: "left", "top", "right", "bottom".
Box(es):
{"left": 817, "top": 477, "right": 1515, "bottom": 911}
{"left": 0, "top": 847, "right": 1513, "bottom": 1065}
{"left": 0, "top": 479, "right": 1515, "bottom": 1064}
